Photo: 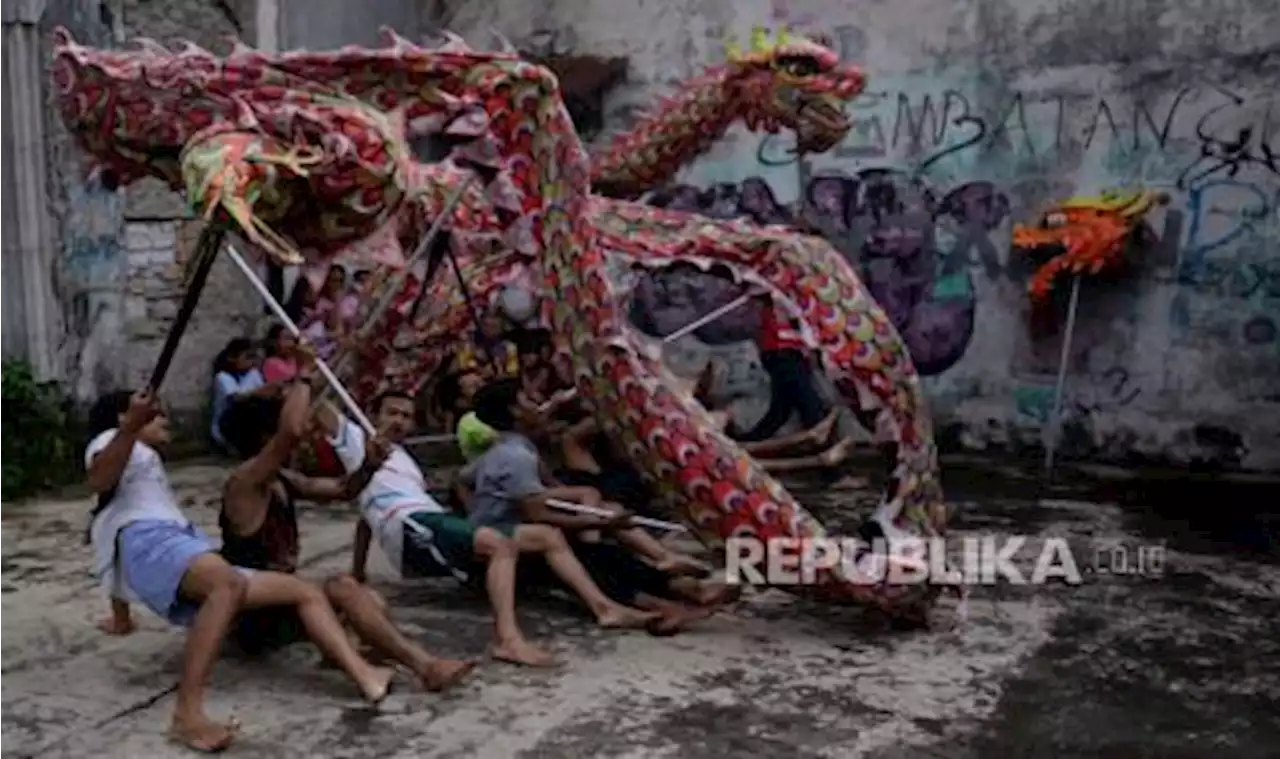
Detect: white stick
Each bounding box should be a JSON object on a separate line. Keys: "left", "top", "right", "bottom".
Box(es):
{"left": 546, "top": 498, "right": 688, "bottom": 533}
{"left": 225, "top": 243, "right": 379, "bottom": 436}
{"left": 317, "top": 173, "right": 479, "bottom": 406}
{"left": 1044, "top": 275, "right": 1083, "bottom": 479}
{"left": 661, "top": 291, "right": 756, "bottom": 344}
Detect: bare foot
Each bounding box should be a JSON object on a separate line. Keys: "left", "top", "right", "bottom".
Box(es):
{"left": 170, "top": 714, "right": 239, "bottom": 753}
{"left": 646, "top": 605, "right": 715, "bottom": 637}
{"left": 596, "top": 605, "right": 660, "bottom": 629}
{"left": 491, "top": 640, "right": 559, "bottom": 668}
{"left": 655, "top": 554, "right": 712, "bottom": 577}
{"left": 829, "top": 473, "right": 869, "bottom": 490}
{"left": 695, "top": 582, "right": 744, "bottom": 608}
{"left": 805, "top": 408, "right": 840, "bottom": 445}
{"left": 97, "top": 615, "right": 136, "bottom": 636}
{"left": 359, "top": 666, "right": 396, "bottom": 704}
{"left": 819, "top": 436, "right": 856, "bottom": 467}
{"left": 419, "top": 658, "right": 477, "bottom": 692}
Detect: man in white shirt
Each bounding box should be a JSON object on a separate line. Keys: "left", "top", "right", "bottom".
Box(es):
{"left": 86, "top": 389, "right": 393, "bottom": 753}
{"left": 317, "top": 392, "right": 658, "bottom": 668}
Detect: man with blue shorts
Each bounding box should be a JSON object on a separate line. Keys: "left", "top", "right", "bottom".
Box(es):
{"left": 86, "top": 389, "right": 392, "bottom": 753}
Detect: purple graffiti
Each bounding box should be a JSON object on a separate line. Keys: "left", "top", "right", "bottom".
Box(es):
{"left": 639, "top": 170, "right": 1009, "bottom": 375}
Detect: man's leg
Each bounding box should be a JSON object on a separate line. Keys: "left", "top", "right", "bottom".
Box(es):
{"left": 757, "top": 436, "right": 857, "bottom": 473}
{"left": 470, "top": 528, "right": 558, "bottom": 667}
{"left": 609, "top": 519, "right": 709, "bottom": 576}
{"left": 322, "top": 575, "right": 477, "bottom": 688}
{"left": 239, "top": 571, "right": 394, "bottom": 704}
{"left": 169, "top": 553, "right": 250, "bottom": 752}
{"left": 512, "top": 524, "right": 658, "bottom": 628}
{"left": 735, "top": 351, "right": 799, "bottom": 443}
{"left": 790, "top": 352, "right": 832, "bottom": 431}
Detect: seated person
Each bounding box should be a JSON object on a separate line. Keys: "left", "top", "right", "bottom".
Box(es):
{"left": 314, "top": 391, "right": 661, "bottom": 667}
{"left": 467, "top": 380, "right": 710, "bottom": 576}
{"left": 460, "top": 382, "right": 736, "bottom": 633}
{"left": 516, "top": 328, "right": 556, "bottom": 404}
{"left": 85, "top": 389, "right": 389, "bottom": 752}
{"left": 218, "top": 369, "right": 474, "bottom": 691}
{"left": 679, "top": 360, "right": 856, "bottom": 472}
{"left": 457, "top": 311, "right": 520, "bottom": 379}
{"left": 210, "top": 337, "right": 273, "bottom": 452}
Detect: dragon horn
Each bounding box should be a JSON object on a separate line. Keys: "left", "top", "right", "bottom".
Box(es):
{"left": 750, "top": 26, "right": 769, "bottom": 52}
{"left": 51, "top": 26, "right": 75, "bottom": 47}
{"left": 489, "top": 27, "right": 516, "bottom": 53}
{"left": 439, "top": 30, "right": 471, "bottom": 49}
{"left": 379, "top": 26, "right": 412, "bottom": 50}
{"left": 131, "top": 36, "right": 169, "bottom": 55}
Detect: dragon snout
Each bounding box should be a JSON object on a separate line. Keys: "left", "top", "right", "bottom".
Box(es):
{"left": 1010, "top": 228, "right": 1067, "bottom": 261}
{"left": 794, "top": 93, "right": 851, "bottom": 153}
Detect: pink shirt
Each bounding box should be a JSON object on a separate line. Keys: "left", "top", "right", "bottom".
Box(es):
{"left": 262, "top": 356, "right": 298, "bottom": 383}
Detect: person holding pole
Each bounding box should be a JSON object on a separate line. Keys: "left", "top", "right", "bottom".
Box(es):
{"left": 84, "top": 389, "right": 395, "bottom": 753}
{"left": 313, "top": 393, "right": 661, "bottom": 668}
{"left": 217, "top": 357, "right": 477, "bottom": 692}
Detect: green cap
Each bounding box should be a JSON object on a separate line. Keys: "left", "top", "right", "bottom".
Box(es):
{"left": 457, "top": 411, "right": 498, "bottom": 461}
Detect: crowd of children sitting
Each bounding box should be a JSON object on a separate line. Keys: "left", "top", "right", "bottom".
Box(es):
{"left": 89, "top": 299, "right": 862, "bottom": 753}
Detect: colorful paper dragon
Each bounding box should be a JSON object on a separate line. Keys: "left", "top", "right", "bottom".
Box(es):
{"left": 52, "top": 28, "right": 949, "bottom": 620}
{"left": 1011, "top": 189, "right": 1167, "bottom": 307}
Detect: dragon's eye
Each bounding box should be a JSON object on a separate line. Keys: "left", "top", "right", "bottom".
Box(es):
{"left": 775, "top": 55, "right": 820, "bottom": 77}
{"left": 1043, "top": 212, "right": 1068, "bottom": 228}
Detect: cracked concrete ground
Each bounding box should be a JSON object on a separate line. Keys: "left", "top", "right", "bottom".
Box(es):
{"left": 3, "top": 460, "right": 1278, "bottom": 758}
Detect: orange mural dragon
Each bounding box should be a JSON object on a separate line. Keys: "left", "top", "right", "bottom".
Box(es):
{"left": 1011, "top": 189, "right": 1168, "bottom": 307}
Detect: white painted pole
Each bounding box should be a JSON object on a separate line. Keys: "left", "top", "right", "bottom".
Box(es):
{"left": 319, "top": 174, "right": 478, "bottom": 402}
{"left": 225, "top": 243, "right": 379, "bottom": 436}
{"left": 1044, "top": 275, "right": 1083, "bottom": 478}
{"left": 661, "top": 291, "right": 756, "bottom": 345}
{"left": 546, "top": 498, "right": 688, "bottom": 533}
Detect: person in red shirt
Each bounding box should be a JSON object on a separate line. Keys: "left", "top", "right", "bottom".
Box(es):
{"left": 736, "top": 292, "right": 835, "bottom": 442}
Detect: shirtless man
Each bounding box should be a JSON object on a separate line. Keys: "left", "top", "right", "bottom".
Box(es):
{"left": 85, "top": 389, "right": 392, "bottom": 753}
{"left": 218, "top": 372, "right": 475, "bottom": 691}
{"left": 314, "top": 391, "right": 658, "bottom": 668}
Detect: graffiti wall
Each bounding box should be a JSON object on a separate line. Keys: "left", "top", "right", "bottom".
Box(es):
{"left": 614, "top": 0, "right": 1280, "bottom": 469}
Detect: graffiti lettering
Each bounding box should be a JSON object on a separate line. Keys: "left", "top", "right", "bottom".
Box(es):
{"left": 1177, "top": 260, "right": 1280, "bottom": 300}
{"left": 1176, "top": 88, "right": 1279, "bottom": 189}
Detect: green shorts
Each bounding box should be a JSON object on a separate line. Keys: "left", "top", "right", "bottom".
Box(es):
{"left": 401, "top": 512, "right": 516, "bottom": 581}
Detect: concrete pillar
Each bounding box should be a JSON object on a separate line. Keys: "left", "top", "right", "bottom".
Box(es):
{"left": 1, "top": 2, "right": 58, "bottom": 378}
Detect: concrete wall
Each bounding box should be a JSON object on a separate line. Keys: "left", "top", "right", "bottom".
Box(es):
{"left": 26, "top": 0, "right": 406, "bottom": 441}
{"left": 436, "top": 0, "right": 1280, "bottom": 471}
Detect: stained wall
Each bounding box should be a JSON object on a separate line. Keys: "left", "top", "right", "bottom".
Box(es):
{"left": 437, "top": 0, "right": 1280, "bottom": 470}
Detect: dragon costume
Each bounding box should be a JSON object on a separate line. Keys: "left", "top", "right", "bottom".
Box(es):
{"left": 52, "top": 28, "right": 948, "bottom": 620}
{"left": 368, "top": 27, "right": 864, "bottom": 396}
{"left": 1011, "top": 189, "right": 1167, "bottom": 308}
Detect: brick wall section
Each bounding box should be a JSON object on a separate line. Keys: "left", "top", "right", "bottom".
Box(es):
{"left": 122, "top": 221, "right": 265, "bottom": 444}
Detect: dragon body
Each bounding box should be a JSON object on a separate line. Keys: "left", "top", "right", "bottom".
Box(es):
{"left": 54, "top": 29, "right": 947, "bottom": 619}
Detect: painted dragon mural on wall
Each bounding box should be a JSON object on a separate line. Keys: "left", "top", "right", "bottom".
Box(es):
{"left": 1011, "top": 189, "right": 1168, "bottom": 309}
{"left": 51, "top": 27, "right": 949, "bottom": 620}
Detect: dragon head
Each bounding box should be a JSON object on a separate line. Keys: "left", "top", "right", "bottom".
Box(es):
{"left": 724, "top": 27, "right": 864, "bottom": 153}
{"left": 1010, "top": 189, "right": 1167, "bottom": 305}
